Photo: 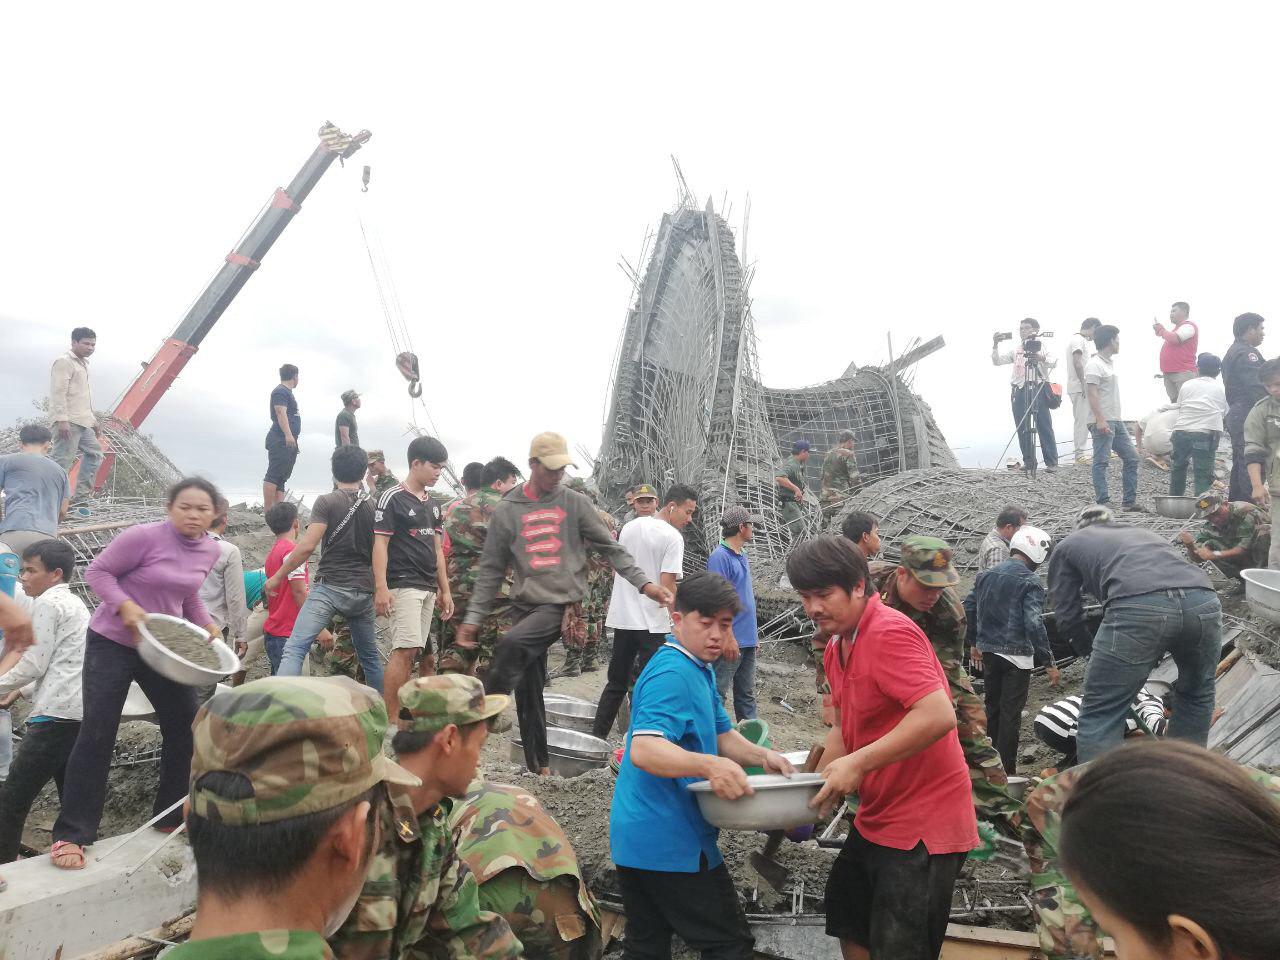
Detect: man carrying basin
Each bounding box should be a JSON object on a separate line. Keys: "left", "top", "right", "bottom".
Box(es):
{"left": 789, "top": 536, "right": 977, "bottom": 960}
{"left": 610, "top": 573, "right": 794, "bottom": 960}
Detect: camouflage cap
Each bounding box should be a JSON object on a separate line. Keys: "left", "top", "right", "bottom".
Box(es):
{"left": 190, "top": 676, "right": 419, "bottom": 826}
{"left": 899, "top": 535, "right": 960, "bottom": 587}
{"left": 367, "top": 449, "right": 386, "bottom": 464}
{"left": 1193, "top": 491, "right": 1225, "bottom": 519}
{"left": 633, "top": 483, "right": 659, "bottom": 500}
{"left": 1076, "top": 504, "right": 1114, "bottom": 529}
{"left": 398, "top": 674, "right": 510, "bottom": 734}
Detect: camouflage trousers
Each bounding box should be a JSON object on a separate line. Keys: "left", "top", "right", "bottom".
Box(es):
{"left": 479, "top": 869, "right": 601, "bottom": 960}
{"left": 560, "top": 603, "right": 603, "bottom": 664}
{"left": 438, "top": 596, "right": 516, "bottom": 680}
{"left": 813, "top": 634, "right": 1023, "bottom": 832}
{"left": 310, "top": 614, "right": 386, "bottom": 684}
{"left": 1022, "top": 768, "right": 1102, "bottom": 960}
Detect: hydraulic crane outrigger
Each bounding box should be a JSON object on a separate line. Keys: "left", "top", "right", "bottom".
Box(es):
{"left": 86, "top": 121, "right": 371, "bottom": 490}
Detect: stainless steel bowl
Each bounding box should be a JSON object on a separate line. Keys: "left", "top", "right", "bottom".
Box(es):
{"left": 1005, "top": 776, "right": 1030, "bottom": 801}
{"left": 1243, "top": 568, "right": 1280, "bottom": 625}
{"left": 137, "top": 614, "right": 241, "bottom": 686}
{"left": 688, "top": 773, "right": 824, "bottom": 830}
{"left": 509, "top": 727, "right": 611, "bottom": 777}
{"left": 121, "top": 682, "right": 156, "bottom": 722}
{"left": 1153, "top": 495, "right": 1198, "bottom": 519}
{"left": 546, "top": 699, "right": 597, "bottom": 733}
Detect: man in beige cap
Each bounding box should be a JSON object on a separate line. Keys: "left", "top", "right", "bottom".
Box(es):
{"left": 331, "top": 674, "right": 521, "bottom": 960}
{"left": 172, "top": 675, "right": 420, "bottom": 959}
{"left": 454, "top": 432, "right": 672, "bottom": 774}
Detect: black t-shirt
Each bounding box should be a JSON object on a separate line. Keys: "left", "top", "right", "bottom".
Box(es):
{"left": 268, "top": 384, "right": 301, "bottom": 439}
{"left": 374, "top": 486, "right": 444, "bottom": 589}
{"left": 313, "top": 489, "right": 375, "bottom": 592}
{"left": 334, "top": 409, "right": 359, "bottom": 448}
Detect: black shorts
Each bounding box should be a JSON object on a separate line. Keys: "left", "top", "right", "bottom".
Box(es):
{"left": 824, "top": 825, "right": 966, "bottom": 959}
{"left": 264, "top": 437, "right": 299, "bottom": 487}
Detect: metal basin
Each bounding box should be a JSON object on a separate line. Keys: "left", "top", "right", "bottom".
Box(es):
{"left": 1153, "top": 495, "right": 1198, "bottom": 519}
{"left": 1005, "top": 776, "right": 1030, "bottom": 801}
{"left": 121, "top": 682, "right": 156, "bottom": 722}
{"left": 546, "top": 699, "right": 596, "bottom": 733}
{"left": 1242, "top": 569, "right": 1280, "bottom": 625}
{"left": 510, "top": 727, "right": 611, "bottom": 777}
{"left": 688, "top": 773, "right": 824, "bottom": 830}
{"left": 137, "top": 614, "right": 240, "bottom": 686}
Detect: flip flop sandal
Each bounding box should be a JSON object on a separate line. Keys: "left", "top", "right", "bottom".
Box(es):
{"left": 50, "top": 840, "right": 86, "bottom": 870}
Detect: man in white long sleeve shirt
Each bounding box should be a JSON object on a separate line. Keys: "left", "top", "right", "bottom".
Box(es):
{"left": 48, "top": 327, "right": 101, "bottom": 499}
{"left": 0, "top": 539, "right": 88, "bottom": 864}
{"left": 1162, "top": 353, "right": 1230, "bottom": 497}
{"left": 200, "top": 505, "right": 248, "bottom": 650}
{"left": 993, "top": 318, "right": 1059, "bottom": 476}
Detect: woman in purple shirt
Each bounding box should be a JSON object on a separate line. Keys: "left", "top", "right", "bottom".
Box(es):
{"left": 50, "top": 478, "right": 222, "bottom": 869}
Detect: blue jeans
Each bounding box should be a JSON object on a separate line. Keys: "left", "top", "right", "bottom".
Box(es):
{"left": 714, "top": 646, "right": 758, "bottom": 721}
{"left": 264, "top": 634, "right": 288, "bottom": 675}
{"left": 1089, "top": 420, "right": 1139, "bottom": 506}
{"left": 277, "top": 582, "right": 383, "bottom": 694}
{"left": 1077, "top": 588, "right": 1221, "bottom": 763}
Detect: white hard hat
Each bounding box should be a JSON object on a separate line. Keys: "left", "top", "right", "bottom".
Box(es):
{"left": 1010, "top": 525, "right": 1052, "bottom": 564}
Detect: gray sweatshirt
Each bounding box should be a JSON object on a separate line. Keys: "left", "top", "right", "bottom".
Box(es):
{"left": 1047, "top": 522, "right": 1211, "bottom": 641}
{"left": 464, "top": 483, "right": 651, "bottom": 625}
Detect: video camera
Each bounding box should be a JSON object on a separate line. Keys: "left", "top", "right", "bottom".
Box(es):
{"left": 1023, "top": 331, "right": 1053, "bottom": 358}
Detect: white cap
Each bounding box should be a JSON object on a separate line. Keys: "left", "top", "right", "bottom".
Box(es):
{"left": 1010, "top": 525, "right": 1052, "bottom": 564}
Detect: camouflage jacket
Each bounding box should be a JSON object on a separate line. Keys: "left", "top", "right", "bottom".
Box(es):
{"left": 1195, "top": 502, "right": 1270, "bottom": 555}
{"left": 819, "top": 447, "right": 861, "bottom": 499}
{"left": 444, "top": 487, "right": 511, "bottom": 603}
{"left": 584, "top": 510, "right": 616, "bottom": 617}
{"left": 881, "top": 574, "right": 970, "bottom": 686}
{"left": 448, "top": 779, "right": 599, "bottom": 924}
{"left": 330, "top": 789, "right": 522, "bottom": 960}
{"left": 168, "top": 931, "right": 333, "bottom": 959}
{"left": 373, "top": 471, "right": 401, "bottom": 496}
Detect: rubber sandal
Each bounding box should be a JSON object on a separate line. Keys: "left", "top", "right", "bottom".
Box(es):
{"left": 50, "top": 840, "right": 86, "bottom": 870}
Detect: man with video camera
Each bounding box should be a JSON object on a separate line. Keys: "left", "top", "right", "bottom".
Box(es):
{"left": 993, "top": 318, "right": 1059, "bottom": 477}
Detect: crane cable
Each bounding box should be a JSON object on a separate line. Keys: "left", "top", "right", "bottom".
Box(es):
{"left": 354, "top": 168, "right": 461, "bottom": 493}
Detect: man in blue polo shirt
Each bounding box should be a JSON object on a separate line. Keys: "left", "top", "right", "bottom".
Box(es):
{"left": 610, "top": 573, "right": 794, "bottom": 960}
{"left": 708, "top": 506, "right": 759, "bottom": 721}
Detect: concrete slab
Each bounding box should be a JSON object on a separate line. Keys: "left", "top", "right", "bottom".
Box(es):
{"left": 0, "top": 831, "right": 195, "bottom": 958}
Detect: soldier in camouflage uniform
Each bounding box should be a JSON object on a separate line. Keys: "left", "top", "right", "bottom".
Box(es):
{"left": 1023, "top": 759, "right": 1280, "bottom": 960}
{"left": 1178, "top": 491, "right": 1271, "bottom": 586}
{"left": 366, "top": 450, "right": 401, "bottom": 496}
{"left": 438, "top": 462, "right": 522, "bottom": 679}
{"left": 559, "top": 479, "right": 614, "bottom": 677}
{"left": 775, "top": 441, "right": 811, "bottom": 532}
{"left": 170, "top": 676, "right": 421, "bottom": 960}
{"left": 881, "top": 537, "right": 1025, "bottom": 836}
{"left": 819, "top": 430, "right": 861, "bottom": 518}
{"left": 450, "top": 779, "right": 602, "bottom": 960}
{"left": 331, "top": 674, "right": 521, "bottom": 960}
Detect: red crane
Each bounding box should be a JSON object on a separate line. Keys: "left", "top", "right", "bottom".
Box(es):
{"left": 87, "top": 121, "right": 371, "bottom": 490}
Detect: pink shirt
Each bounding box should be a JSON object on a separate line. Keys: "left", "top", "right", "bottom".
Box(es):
{"left": 1158, "top": 320, "right": 1199, "bottom": 373}
{"left": 824, "top": 593, "right": 977, "bottom": 854}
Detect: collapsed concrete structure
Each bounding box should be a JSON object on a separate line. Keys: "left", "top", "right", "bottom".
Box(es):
{"left": 595, "top": 194, "right": 954, "bottom": 567}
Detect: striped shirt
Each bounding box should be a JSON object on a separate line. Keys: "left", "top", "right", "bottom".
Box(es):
{"left": 1034, "top": 689, "right": 1168, "bottom": 750}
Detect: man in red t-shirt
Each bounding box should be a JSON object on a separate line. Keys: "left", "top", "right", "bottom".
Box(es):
{"left": 788, "top": 536, "right": 976, "bottom": 960}
{"left": 262, "top": 502, "right": 318, "bottom": 674}
{"left": 1153, "top": 300, "right": 1199, "bottom": 401}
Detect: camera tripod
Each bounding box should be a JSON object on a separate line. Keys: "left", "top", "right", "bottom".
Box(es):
{"left": 994, "top": 346, "right": 1058, "bottom": 478}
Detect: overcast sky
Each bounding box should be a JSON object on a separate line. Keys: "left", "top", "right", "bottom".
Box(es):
{"left": 5, "top": 3, "right": 1279, "bottom": 500}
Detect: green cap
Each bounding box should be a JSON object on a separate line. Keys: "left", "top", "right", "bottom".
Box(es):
{"left": 190, "top": 676, "right": 419, "bottom": 826}
{"left": 398, "top": 674, "right": 510, "bottom": 734}
{"left": 1193, "top": 491, "right": 1225, "bottom": 519}
{"left": 633, "top": 484, "right": 659, "bottom": 500}
{"left": 899, "top": 535, "right": 960, "bottom": 587}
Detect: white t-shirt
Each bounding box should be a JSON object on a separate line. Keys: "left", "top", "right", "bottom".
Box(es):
{"left": 1065, "top": 333, "right": 1096, "bottom": 394}
{"left": 1169, "top": 376, "right": 1229, "bottom": 432}
{"left": 1084, "top": 353, "right": 1121, "bottom": 423}
{"left": 605, "top": 516, "right": 684, "bottom": 633}
{"left": 1137, "top": 407, "right": 1179, "bottom": 456}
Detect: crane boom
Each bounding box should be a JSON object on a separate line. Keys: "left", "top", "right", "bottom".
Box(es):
{"left": 93, "top": 121, "right": 370, "bottom": 489}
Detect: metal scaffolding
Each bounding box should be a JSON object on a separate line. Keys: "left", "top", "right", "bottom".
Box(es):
{"left": 596, "top": 191, "right": 955, "bottom": 567}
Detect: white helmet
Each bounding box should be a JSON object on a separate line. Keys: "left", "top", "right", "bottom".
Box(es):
{"left": 1010, "top": 525, "right": 1052, "bottom": 564}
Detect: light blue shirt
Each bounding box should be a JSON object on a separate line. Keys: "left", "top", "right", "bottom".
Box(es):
{"left": 707, "top": 542, "right": 758, "bottom": 648}
{"left": 0, "top": 453, "right": 69, "bottom": 537}
{"left": 610, "top": 638, "right": 733, "bottom": 872}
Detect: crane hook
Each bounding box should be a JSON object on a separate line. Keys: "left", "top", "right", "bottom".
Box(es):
{"left": 362, "top": 165, "right": 371, "bottom": 193}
